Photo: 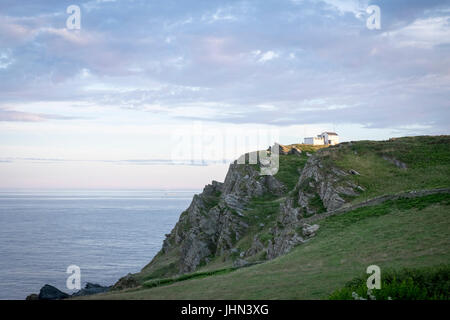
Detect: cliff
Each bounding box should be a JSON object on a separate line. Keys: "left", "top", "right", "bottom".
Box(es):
{"left": 113, "top": 135, "right": 450, "bottom": 290}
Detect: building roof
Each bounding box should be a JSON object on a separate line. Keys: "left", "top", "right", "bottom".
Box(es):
{"left": 322, "top": 132, "right": 338, "bottom": 136}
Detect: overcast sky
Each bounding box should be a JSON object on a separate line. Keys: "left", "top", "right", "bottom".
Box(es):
{"left": 0, "top": 0, "right": 449, "bottom": 189}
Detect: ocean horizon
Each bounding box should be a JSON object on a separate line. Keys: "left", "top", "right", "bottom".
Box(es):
{"left": 0, "top": 189, "right": 198, "bottom": 300}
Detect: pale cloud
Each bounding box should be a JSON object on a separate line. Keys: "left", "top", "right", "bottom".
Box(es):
{"left": 381, "top": 16, "right": 450, "bottom": 48}
{"left": 202, "top": 8, "right": 238, "bottom": 23}
{"left": 0, "top": 50, "right": 14, "bottom": 69}
{"left": 251, "top": 50, "right": 279, "bottom": 63}
{"left": 0, "top": 107, "right": 79, "bottom": 122}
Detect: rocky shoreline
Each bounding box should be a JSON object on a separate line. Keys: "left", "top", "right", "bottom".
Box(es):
{"left": 26, "top": 282, "right": 111, "bottom": 300}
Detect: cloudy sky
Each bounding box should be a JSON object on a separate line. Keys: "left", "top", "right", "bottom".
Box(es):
{"left": 0, "top": 0, "right": 449, "bottom": 189}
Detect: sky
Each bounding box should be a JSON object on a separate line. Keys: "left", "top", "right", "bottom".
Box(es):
{"left": 0, "top": 0, "right": 449, "bottom": 189}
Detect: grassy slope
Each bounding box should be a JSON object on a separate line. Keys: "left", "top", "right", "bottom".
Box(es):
{"left": 328, "top": 136, "right": 450, "bottom": 201}
{"left": 88, "top": 193, "right": 450, "bottom": 299}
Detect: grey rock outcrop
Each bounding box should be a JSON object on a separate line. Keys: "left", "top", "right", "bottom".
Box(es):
{"left": 302, "top": 224, "right": 320, "bottom": 237}
{"left": 290, "top": 147, "right": 302, "bottom": 157}
{"left": 150, "top": 157, "right": 287, "bottom": 275}
{"left": 296, "top": 153, "right": 360, "bottom": 213}
{"left": 232, "top": 258, "right": 249, "bottom": 268}
{"left": 112, "top": 273, "right": 139, "bottom": 291}
{"left": 262, "top": 151, "right": 361, "bottom": 259}
{"left": 266, "top": 197, "right": 304, "bottom": 259}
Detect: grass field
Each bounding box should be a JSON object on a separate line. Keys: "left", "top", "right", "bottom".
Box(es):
{"left": 330, "top": 136, "right": 450, "bottom": 201}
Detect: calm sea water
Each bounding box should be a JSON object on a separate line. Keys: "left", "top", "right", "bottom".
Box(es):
{"left": 0, "top": 190, "right": 197, "bottom": 300}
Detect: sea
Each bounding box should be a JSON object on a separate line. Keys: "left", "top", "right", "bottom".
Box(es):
{"left": 0, "top": 189, "right": 197, "bottom": 300}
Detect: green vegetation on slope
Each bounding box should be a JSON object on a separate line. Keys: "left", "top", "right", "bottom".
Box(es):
{"left": 87, "top": 192, "right": 450, "bottom": 299}
{"left": 330, "top": 265, "right": 450, "bottom": 300}
{"left": 253, "top": 143, "right": 324, "bottom": 192}
{"left": 328, "top": 136, "right": 450, "bottom": 201}
{"left": 274, "top": 154, "right": 308, "bottom": 191}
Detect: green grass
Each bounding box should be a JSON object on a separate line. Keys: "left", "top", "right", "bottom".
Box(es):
{"left": 274, "top": 154, "right": 308, "bottom": 191}
{"left": 86, "top": 193, "right": 450, "bottom": 300}
{"left": 231, "top": 194, "right": 282, "bottom": 254}
{"left": 308, "top": 194, "right": 326, "bottom": 214}
{"left": 143, "top": 267, "right": 238, "bottom": 289}
{"left": 321, "top": 193, "right": 450, "bottom": 231}
{"left": 328, "top": 136, "right": 450, "bottom": 202}
{"left": 330, "top": 265, "right": 450, "bottom": 300}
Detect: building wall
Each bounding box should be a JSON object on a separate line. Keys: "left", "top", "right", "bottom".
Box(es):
{"left": 305, "top": 133, "right": 339, "bottom": 145}
{"left": 319, "top": 133, "right": 339, "bottom": 145}
{"left": 328, "top": 135, "right": 339, "bottom": 145}
{"left": 304, "top": 137, "right": 324, "bottom": 145}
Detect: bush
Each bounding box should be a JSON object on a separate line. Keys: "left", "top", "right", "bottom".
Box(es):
{"left": 329, "top": 265, "right": 450, "bottom": 300}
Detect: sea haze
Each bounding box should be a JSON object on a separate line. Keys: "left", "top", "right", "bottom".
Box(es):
{"left": 0, "top": 189, "right": 197, "bottom": 300}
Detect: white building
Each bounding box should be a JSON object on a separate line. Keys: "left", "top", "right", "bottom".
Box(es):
{"left": 304, "top": 136, "right": 325, "bottom": 145}
{"left": 304, "top": 132, "right": 339, "bottom": 145}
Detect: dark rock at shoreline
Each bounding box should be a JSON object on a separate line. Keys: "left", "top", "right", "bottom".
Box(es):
{"left": 38, "top": 284, "right": 70, "bottom": 300}
{"left": 27, "top": 282, "right": 111, "bottom": 300}
{"left": 71, "top": 283, "right": 111, "bottom": 297}
{"left": 25, "top": 293, "right": 39, "bottom": 300}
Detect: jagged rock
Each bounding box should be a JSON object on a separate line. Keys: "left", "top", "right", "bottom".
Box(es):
{"left": 143, "top": 157, "right": 288, "bottom": 277}
{"left": 27, "top": 282, "right": 110, "bottom": 300}
{"left": 296, "top": 154, "right": 360, "bottom": 213}
{"left": 26, "top": 293, "right": 39, "bottom": 300}
{"left": 112, "top": 273, "right": 139, "bottom": 291}
{"left": 290, "top": 147, "right": 302, "bottom": 157}
{"left": 265, "top": 198, "right": 304, "bottom": 259}
{"left": 232, "top": 258, "right": 249, "bottom": 268}
{"left": 38, "top": 284, "right": 70, "bottom": 300}
{"left": 203, "top": 180, "right": 223, "bottom": 195}
{"left": 246, "top": 235, "right": 265, "bottom": 256}
{"left": 267, "top": 233, "right": 304, "bottom": 260}
{"left": 261, "top": 152, "right": 362, "bottom": 260}
{"left": 71, "top": 283, "right": 110, "bottom": 297}
{"left": 302, "top": 224, "right": 319, "bottom": 237}
{"left": 349, "top": 169, "right": 360, "bottom": 175}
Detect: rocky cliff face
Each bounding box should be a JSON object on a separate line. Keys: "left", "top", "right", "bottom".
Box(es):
{"left": 133, "top": 144, "right": 361, "bottom": 283}
{"left": 296, "top": 154, "right": 361, "bottom": 213}
{"left": 265, "top": 148, "right": 362, "bottom": 259}
{"left": 144, "top": 157, "right": 287, "bottom": 276}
